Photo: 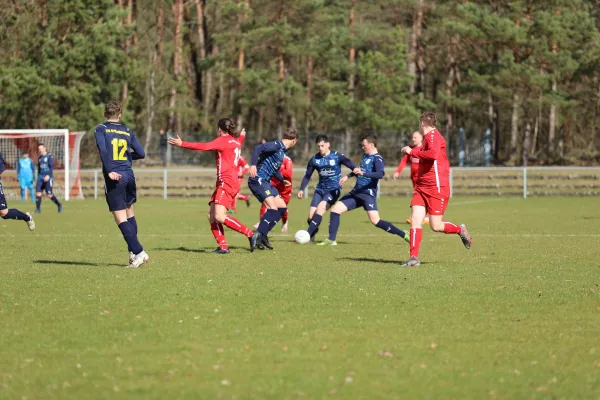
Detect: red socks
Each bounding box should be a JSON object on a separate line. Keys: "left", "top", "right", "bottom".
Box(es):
{"left": 259, "top": 204, "right": 267, "bottom": 219}
{"left": 223, "top": 216, "right": 253, "bottom": 238}
{"left": 409, "top": 228, "right": 422, "bottom": 258}
{"left": 443, "top": 221, "right": 461, "bottom": 234}
{"left": 282, "top": 210, "right": 288, "bottom": 224}
{"left": 237, "top": 193, "right": 249, "bottom": 201}
{"left": 210, "top": 222, "right": 228, "bottom": 250}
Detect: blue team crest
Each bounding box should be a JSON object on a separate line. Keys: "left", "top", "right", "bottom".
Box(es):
{"left": 329, "top": 159, "right": 335, "bottom": 166}
{"left": 316, "top": 159, "right": 321, "bottom": 165}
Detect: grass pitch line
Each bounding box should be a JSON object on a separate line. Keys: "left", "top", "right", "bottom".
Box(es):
{"left": 1, "top": 233, "right": 599, "bottom": 238}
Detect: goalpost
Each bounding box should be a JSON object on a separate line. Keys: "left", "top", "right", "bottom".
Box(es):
{"left": 0, "top": 130, "right": 86, "bottom": 201}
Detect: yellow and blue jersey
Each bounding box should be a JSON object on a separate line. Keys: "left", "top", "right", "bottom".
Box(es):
{"left": 37, "top": 154, "right": 54, "bottom": 179}
{"left": 94, "top": 121, "right": 145, "bottom": 175}
{"left": 351, "top": 153, "right": 385, "bottom": 196}
{"left": 300, "top": 151, "right": 355, "bottom": 191}
{"left": 251, "top": 141, "right": 287, "bottom": 182}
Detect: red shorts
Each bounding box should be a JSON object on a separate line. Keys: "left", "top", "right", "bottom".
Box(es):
{"left": 280, "top": 193, "right": 291, "bottom": 204}
{"left": 209, "top": 184, "right": 238, "bottom": 210}
{"left": 411, "top": 185, "right": 450, "bottom": 215}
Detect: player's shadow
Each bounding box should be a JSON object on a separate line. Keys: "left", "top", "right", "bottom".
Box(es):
{"left": 337, "top": 257, "right": 429, "bottom": 266}
{"left": 33, "top": 260, "right": 123, "bottom": 267}
{"left": 153, "top": 246, "right": 252, "bottom": 253}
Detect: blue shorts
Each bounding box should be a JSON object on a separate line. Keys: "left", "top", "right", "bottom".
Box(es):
{"left": 339, "top": 192, "right": 378, "bottom": 212}
{"left": 104, "top": 172, "right": 137, "bottom": 212}
{"left": 0, "top": 180, "right": 7, "bottom": 210}
{"left": 310, "top": 188, "right": 341, "bottom": 208}
{"left": 19, "top": 178, "right": 34, "bottom": 190}
{"left": 36, "top": 178, "right": 53, "bottom": 194}
{"left": 248, "top": 177, "right": 279, "bottom": 203}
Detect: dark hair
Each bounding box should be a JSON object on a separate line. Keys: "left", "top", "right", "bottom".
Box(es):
{"left": 104, "top": 101, "right": 122, "bottom": 119}
{"left": 360, "top": 134, "right": 377, "bottom": 147}
{"left": 315, "top": 134, "right": 329, "bottom": 144}
{"left": 283, "top": 128, "right": 298, "bottom": 141}
{"left": 38, "top": 143, "right": 45, "bottom": 148}
{"left": 420, "top": 111, "right": 437, "bottom": 128}
{"left": 218, "top": 118, "right": 238, "bottom": 137}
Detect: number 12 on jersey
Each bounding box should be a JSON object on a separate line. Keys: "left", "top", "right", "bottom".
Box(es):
{"left": 111, "top": 138, "right": 128, "bottom": 161}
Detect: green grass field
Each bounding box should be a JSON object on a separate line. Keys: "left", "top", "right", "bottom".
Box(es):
{"left": 1, "top": 196, "right": 599, "bottom": 399}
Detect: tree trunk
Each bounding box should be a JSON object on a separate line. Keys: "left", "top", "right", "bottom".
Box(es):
{"left": 445, "top": 39, "right": 456, "bottom": 145}
{"left": 258, "top": 107, "right": 264, "bottom": 139}
{"left": 303, "top": 55, "right": 313, "bottom": 158}
{"left": 275, "top": 1, "right": 286, "bottom": 139}
{"left": 522, "top": 117, "right": 531, "bottom": 167}
{"left": 38, "top": 0, "right": 47, "bottom": 26}
{"left": 548, "top": 78, "right": 557, "bottom": 156}
{"left": 345, "top": 0, "right": 357, "bottom": 155}
{"left": 510, "top": 92, "right": 520, "bottom": 161}
{"left": 236, "top": 0, "right": 249, "bottom": 129}
{"left": 194, "top": 0, "right": 206, "bottom": 99}
{"left": 408, "top": 0, "right": 423, "bottom": 95}
{"left": 156, "top": 0, "right": 164, "bottom": 68}
{"left": 119, "top": 0, "right": 133, "bottom": 106}
{"left": 145, "top": 51, "right": 157, "bottom": 153}
{"left": 531, "top": 96, "right": 542, "bottom": 157}
{"left": 203, "top": 45, "right": 217, "bottom": 128}
{"left": 168, "top": 0, "right": 183, "bottom": 135}
{"left": 217, "top": 63, "right": 227, "bottom": 117}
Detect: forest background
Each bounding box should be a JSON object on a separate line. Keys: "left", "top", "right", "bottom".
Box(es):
{"left": 1, "top": 0, "right": 599, "bottom": 166}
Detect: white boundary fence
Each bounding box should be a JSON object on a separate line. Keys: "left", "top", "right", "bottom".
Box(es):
{"left": 2, "top": 166, "right": 597, "bottom": 200}
{"left": 73, "top": 166, "right": 600, "bottom": 200}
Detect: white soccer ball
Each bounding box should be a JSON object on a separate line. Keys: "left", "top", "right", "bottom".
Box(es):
{"left": 294, "top": 230, "right": 311, "bottom": 244}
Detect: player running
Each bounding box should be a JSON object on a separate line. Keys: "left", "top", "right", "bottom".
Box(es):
{"left": 231, "top": 154, "right": 251, "bottom": 213}
{"left": 400, "top": 112, "right": 472, "bottom": 267}
{"left": 256, "top": 153, "right": 293, "bottom": 233}
{"left": 34, "top": 144, "right": 62, "bottom": 214}
{"left": 168, "top": 118, "right": 256, "bottom": 254}
{"left": 297, "top": 134, "right": 356, "bottom": 242}
{"left": 95, "top": 101, "right": 149, "bottom": 268}
{"left": 318, "top": 135, "right": 408, "bottom": 246}
{"left": 394, "top": 130, "right": 429, "bottom": 225}
{"left": 248, "top": 128, "right": 298, "bottom": 250}
{"left": 17, "top": 150, "right": 36, "bottom": 202}
{"left": 0, "top": 151, "right": 36, "bottom": 231}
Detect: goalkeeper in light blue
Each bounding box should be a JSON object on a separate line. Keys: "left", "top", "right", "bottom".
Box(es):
{"left": 17, "top": 150, "right": 35, "bottom": 202}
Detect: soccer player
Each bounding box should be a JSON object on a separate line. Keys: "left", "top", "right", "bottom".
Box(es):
{"left": 318, "top": 135, "right": 408, "bottom": 246}
{"left": 17, "top": 150, "right": 36, "bottom": 202}
{"left": 248, "top": 128, "right": 298, "bottom": 250}
{"left": 231, "top": 154, "right": 251, "bottom": 213}
{"left": 0, "top": 152, "right": 36, "bottom": 230}
{"left": 34, "top": 144, "right": 62, "bottom": 213}
{"left": 400, "top": 112, "right": 472, "bottom": 267}
{"left": 168, "top": 118, "right": 256, "bottom": 254}
{"left": 256, "top": 154, "right": 293, "bottom": 232}
{"left": 297, "top": 134, "right": 356, "bottom": 241}
{"left": 95, "top": 101, "right": 149, "bottom": 267}
{"left": 393, "top": 131, "right": 429, "bottom": 225}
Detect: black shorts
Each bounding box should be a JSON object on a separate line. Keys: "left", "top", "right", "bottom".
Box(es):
{"left": 104, "top": 172, "right": 137, "bottom": 212}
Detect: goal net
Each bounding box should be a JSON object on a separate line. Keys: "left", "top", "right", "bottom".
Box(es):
{"left": 0, "top": 130, "right": 86, "bottom": 200}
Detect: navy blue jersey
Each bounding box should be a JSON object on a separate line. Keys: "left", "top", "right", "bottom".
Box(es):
{"left": 251, "top": 141, "right": 287, "bottom": 182}
{"left": 350, "top": 153, "right": 384, "bottom": 196}
{"left": 300, "top": 151, "right": 355, "bottom": 191}
{"left": 94, "top": 121, "right": 145, "bottom": 174}
{"left": 37, "top": 153, "right": 55, "bottom": 179}
{"left": 0, "top": 152, "right": 5, "bottom": 175}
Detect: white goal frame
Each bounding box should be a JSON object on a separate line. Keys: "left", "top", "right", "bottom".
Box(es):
{"left": 0, "top": 129, "right": 72, "bottom": 200}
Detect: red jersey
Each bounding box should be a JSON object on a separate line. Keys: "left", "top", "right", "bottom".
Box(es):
{"left": 410, "top": 128, "right": 450, "bottom": 189}
{"left": 271, "top": 155, "right": 293, "bottom": 197}
{"left": 181, "top": 134, "right": 245, "bottom": 191}
{"left": 396, "top": 145, "right": 420, "bottom": 184}
{"left": 237, "top": 155, "right": 250, "bottom": 178}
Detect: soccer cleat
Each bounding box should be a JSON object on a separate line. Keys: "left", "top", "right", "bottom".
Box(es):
{"left": 212, "top": 248, "right": 230, "bottom": 254}
{"left": 402, "top": 230, "right": 410, "bottom": 244}
{"left": 261, "top": 234, "right": 273, "bottom": 250}
{"left": 249, "top": 231, "right": 261, "bottom": 252}
{"left": 34, "top": 209, "right": 40, "bottom": 214}
{"left": 227, "top": 209, "right": 235, "bottom": 215}
{"left": 129, "top": 251, "right": 135, "bottom": 264}
{"left": 401, "top": 256, "right": 420, "bottom": 267}
{"left": 26, "top": 213, "right": 35, "bottom": 231}
{"left": 317, "top": 239, "right": 337, "bottom": 246}
{"left": 281, "top": 222, "right": 288, "bottom": 233}
{"left": 58, "top": 205, "right": 62, "bottom": 213}
{"left": 245, "top": 199, "right": 251, "bottom": 208}
{"left": 253, "top": 222, "right": 259, "bottom": 229}
{"left": 423, "top": 217, "right": 429, "bottom": 225}
{"left": 405, "top": 218, "right": 411, "bottom": 224}
{"left": 459, "top": 224, "right": 472, "bottom": 249}
{"left": 128, "top": 251, "right": 150, "bottom": 268}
